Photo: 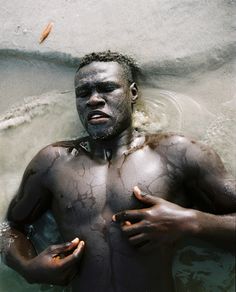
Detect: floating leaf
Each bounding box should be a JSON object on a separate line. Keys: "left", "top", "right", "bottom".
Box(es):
{"left": 39, "top": 22, "right": 53, "bottom": 44}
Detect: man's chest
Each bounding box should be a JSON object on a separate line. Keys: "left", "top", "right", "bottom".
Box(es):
{"left": 48, "top": 147, "right": 183, "bottom": 218}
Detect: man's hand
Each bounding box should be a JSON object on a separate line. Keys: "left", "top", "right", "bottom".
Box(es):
{"left": 113, "top": 186, "right": 197, "bottom": 252}
{"left": 22, "top": 238, "right": 85, "bottom": 286}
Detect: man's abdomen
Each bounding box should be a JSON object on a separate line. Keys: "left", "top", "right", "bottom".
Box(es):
{"left": 68, "top": 219, "right": 168, "bottom": 292}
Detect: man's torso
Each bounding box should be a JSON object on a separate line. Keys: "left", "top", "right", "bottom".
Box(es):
{"left": 44, "top": 135, "right": 191, "bottom": 291}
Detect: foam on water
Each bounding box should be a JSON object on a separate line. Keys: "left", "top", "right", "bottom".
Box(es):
{"left": 0, "top": 91, "right": 71, "bottom": 130}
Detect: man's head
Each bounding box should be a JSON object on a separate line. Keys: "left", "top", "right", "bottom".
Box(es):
{"left": 74, "top": 51, "right": 140, "bottom": 140}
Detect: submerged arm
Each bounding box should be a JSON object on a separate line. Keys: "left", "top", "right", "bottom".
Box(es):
{"left": 4, "top": 146, "right": 85, "bottom": 285}
{"left": 183, "top": 139, "right": 236, "bottom": 250}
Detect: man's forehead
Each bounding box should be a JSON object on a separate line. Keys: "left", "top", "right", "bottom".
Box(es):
{"left": 75, "top": 61, "right": 125, "bottom": 84}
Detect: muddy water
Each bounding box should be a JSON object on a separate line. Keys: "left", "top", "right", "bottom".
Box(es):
{"left": 0, "top": 56, "right": 235, "bottom": 291}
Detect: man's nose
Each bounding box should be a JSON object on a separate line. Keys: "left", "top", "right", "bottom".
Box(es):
{"left": 86, "top": 92, "right": 105, "bottom": 108}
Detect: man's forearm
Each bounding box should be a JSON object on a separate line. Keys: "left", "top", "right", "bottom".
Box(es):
{"left": 3, "top": 227, "right": 85, "bottom": 285}
{"left": 3, "top": 227, "right": 37, "bottom": 280}
{"left": 190, "top": 211, "right": 236, "bottom": 251}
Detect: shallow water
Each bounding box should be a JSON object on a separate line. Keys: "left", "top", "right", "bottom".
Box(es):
{"left": 0, "top": 55, "right": 235, "bottom": 291}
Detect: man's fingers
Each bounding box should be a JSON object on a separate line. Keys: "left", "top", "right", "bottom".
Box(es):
{"left": 50, "top": 237, "right": 80, "bottom": 255}
{"left": 61, "top": 240, "right": 85, "bottom": 268}
{"left": 122, "top": 221, "right": 132, "bottom": 226}
{"left": 122, "top": 221, "right": 147, "bottom": 237}
{"left": 133, "top": 186, "right": 160, "bottom": 205}
{"left": 128, "top": 233, "right": 149, "bottom": 246}
{"left": 112, "top": 187, "right": 162, "bottom": 223}
{"left": 73, "top": 240, "right": 85, "bottom": 258}
{"left": 113, "top": 209, "right": 144, "bottom": 223}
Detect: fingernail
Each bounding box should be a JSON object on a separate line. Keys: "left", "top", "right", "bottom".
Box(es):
{"left": 74, "top": 241, "right": 85, "bottom": 256}
{"left": 112, "top": 215, "right": 116, "bottom": 222}
{"left": 71, "top": 237, "right": 79, "bottom": 243}
{"left": 65, "top": 242, "right": 72, "bottom": 246}
{"left": 134, "top": 186, "right": 141, "bottom": 195}
{"left": 125, "top": 221, "right": 132, "bottom": 226}
{"left": 74, "top": 249, "right": 80, "bottom": 256}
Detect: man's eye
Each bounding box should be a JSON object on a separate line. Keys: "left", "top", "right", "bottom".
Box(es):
{"left": 76, "top": 90, "right": 89, "bottom": 98}
{"left": 98, "top": 85, "right": 116, "bottom": 93}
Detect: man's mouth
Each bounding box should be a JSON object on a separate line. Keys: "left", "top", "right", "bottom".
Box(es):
{"left": 87, "top": 111, "right": 110, "bottom": 124}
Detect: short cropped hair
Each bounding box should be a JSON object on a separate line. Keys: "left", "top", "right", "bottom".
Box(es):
{"left": 76, "top": 50, "right": 140, "bottom": 84}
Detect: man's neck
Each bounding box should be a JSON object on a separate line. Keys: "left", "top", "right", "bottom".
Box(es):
{"left": 88, "top": 127, "right": 142, "bottom": 162}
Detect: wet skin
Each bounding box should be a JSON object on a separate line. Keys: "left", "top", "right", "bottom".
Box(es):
{"left": 5, "top": 62, "right": 236, "bottom": 292}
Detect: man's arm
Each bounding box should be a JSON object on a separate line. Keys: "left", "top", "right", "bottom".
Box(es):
{"left": 182, "top": 137, "right": 236, "bottom": 249}
{"left": 4, "top": 145, "right": 85, "bottom": 285}
{"left": 114, "top": 136, "right": 236, "bottom": 251}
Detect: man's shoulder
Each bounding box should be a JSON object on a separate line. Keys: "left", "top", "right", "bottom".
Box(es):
{"left": 144, "top": 132, "right": 224, "bottom": 174}
{"left": 30, "top": 137, "right": 89, "bottom": 170}
{"left": 144, "top": 132, "right": 216, "bottom": 162}
{"left": 144, "top": 132, "right": 192, "bottom": 149}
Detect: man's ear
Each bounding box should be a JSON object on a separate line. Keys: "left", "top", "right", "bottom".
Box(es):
{"left": 129, "top": 83, "right": 138, "bottom": 104}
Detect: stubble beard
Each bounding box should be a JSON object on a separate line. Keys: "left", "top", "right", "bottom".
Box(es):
{"left": 87, "top": 116, "right": 132, "bottom": 141}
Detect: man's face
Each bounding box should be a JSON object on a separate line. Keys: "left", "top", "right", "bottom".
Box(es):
{"left": 75, "top": 61, "right": 137, "bottom": 140}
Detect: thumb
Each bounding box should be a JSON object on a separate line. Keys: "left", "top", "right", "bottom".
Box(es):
{"left": 133, "top": 186, "right": 160, "bottom": 205}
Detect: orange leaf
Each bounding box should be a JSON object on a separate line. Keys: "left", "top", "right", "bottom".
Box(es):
{"left": 39, "top": 22, "right": 53, "bottom": 44}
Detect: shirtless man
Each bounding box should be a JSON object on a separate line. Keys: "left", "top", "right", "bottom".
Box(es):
{"left": 4, "top": 51, "right": 236, "bottom": 292}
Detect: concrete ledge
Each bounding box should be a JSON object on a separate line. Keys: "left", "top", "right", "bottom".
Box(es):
{"left": 1, "top": 0, "right": 235, "bottom": 63}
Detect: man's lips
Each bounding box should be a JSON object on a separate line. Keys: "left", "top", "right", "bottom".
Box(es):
{"left": 87, "top": 111, "right": 110, "bottom": 124}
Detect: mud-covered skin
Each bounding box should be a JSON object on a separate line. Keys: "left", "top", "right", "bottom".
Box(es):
{"left": 7, "top": 133, "right": 236, "bottom": 291}
{"left": 6, "top": 60, "right": 236, "bottom": 291}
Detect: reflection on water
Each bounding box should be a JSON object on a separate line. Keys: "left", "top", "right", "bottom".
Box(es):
{"left": 202, "top": 99, "right": 236, "bottom": 177}
{"left": 0, "top": 62, "right": 235, "bottom": 291}
{"left": 134, "top": 88, "right": 214, "bottom": 138}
